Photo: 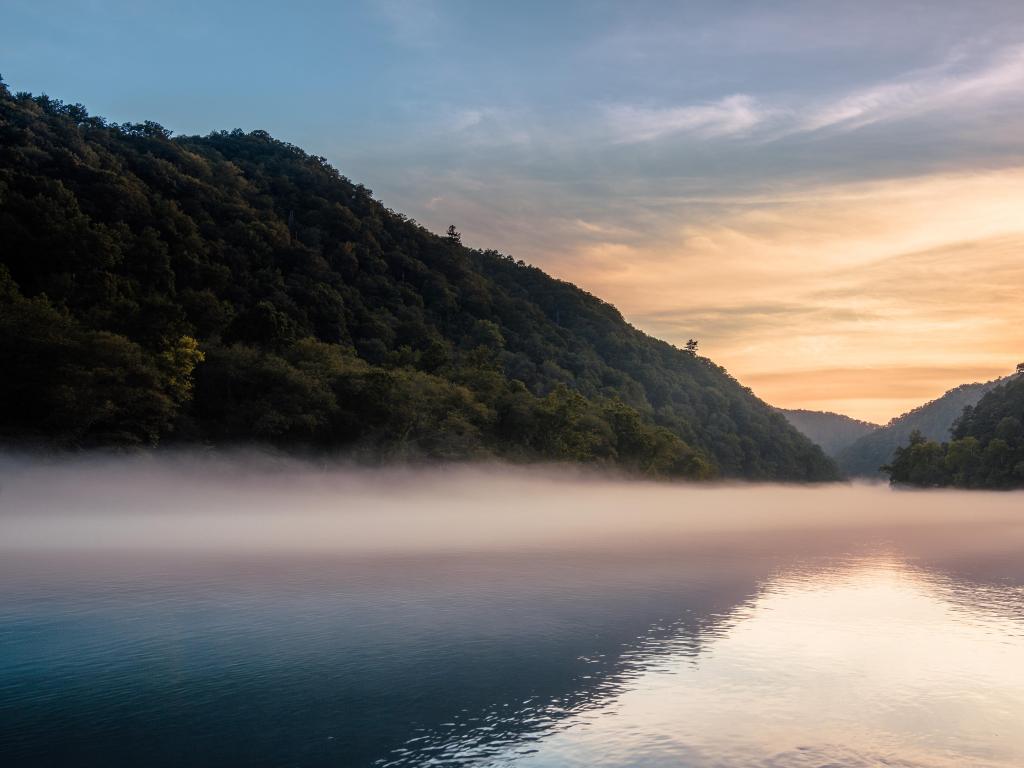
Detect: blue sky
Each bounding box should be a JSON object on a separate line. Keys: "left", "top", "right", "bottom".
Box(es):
{"left": 4, "top": 0, "right": 1024, "bottom": 420}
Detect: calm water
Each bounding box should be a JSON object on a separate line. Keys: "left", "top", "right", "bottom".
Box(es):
{"left": 2, "top": 456, "right": 1024, "bottom": 767}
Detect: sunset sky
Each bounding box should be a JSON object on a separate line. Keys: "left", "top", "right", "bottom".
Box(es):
{"left": 4, "top": 0, "right": 1024, "bottom": 422}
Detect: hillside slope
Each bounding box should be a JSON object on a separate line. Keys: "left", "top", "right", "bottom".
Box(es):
{"left": 837, "top": 379, "right": 1003, "bottom": 477}
{"left": 0, "top": 83, "right": 837, "bottom": 481}
{"left": 778, "top": 409, "right": 879, "bottom": 457}
{"left": 884, "top": 371, "right": 1024, "bottom": 488}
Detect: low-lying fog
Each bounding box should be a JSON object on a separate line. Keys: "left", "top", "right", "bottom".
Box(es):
{"left": 1, "top": 452, "right": 1022, "bottom": 554}
{"left": 5, "top": 452, "right": 1024, "bottom": 768}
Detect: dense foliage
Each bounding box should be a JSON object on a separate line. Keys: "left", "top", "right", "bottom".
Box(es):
{"left": 777, "top": 409, "right": 878, "bottom": 457}
{"left": 837, "top": 380, "right": 1002, "bottom": 477}
{"left": 884, "top": 373, "right": 1024, "bottom": 488}
{"left": 0, "top": 81, "right": 838, "bottom": 481}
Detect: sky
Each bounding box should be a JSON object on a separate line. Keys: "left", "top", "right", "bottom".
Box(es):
{"left": 3, "top": 0, "right": 1024, "bottom": 422}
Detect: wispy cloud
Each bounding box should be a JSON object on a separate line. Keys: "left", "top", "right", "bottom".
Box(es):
{"left": 437, "top": 106, "right": 535, "bottom": 148}
{"left": 603, "top": 95, "right": 768, "bottom": 143}
{"left": 797, "top": 44, "right": 1024, "bottom": 133}
{"left": 600, "top": 44, "right": 1024, "bottom": 145}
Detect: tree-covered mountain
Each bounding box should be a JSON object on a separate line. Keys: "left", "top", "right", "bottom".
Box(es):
{"left": 777, "top": 408, "right": 879, "bottom": 457}
{"left": 0, "top": 81, "right": 838, "bottom": 481}
{"left": 837, "top": 378, "right": 1005, "bottom": 477}
{"left": 884, "top": 369, "right": 1024, "bottom": 488}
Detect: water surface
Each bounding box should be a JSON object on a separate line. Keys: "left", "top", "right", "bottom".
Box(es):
{"left": 1, "top": 456, "right": 1023, "bottom": 767}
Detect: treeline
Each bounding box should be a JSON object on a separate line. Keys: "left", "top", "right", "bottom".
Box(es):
{"left": 0, "top": 80, "right": 838, "bottom": 481}
{"left": 884, "top": 373, "right": 1024, "bottom": 489}
{"left": 777, "top": 408, "right": 878, "bottom": 458}
{"left": 838, "top": 379, "right": 1001, "bottom": 477}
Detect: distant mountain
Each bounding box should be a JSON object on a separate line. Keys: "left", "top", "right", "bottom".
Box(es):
{"left": 837, "top": 378, "right": 1005, "bottom": 477}
{"left": 0, "top": 82, "right": 838, "bottom": 481}
{"left": 885, "top": 371, "right": 1024, "bottom": 488}
{"left": 777, "top": 409, "right": 879, "bottom": 457}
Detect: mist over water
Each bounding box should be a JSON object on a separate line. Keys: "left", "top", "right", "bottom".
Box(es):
{"left": 2, "top": 454, "right": 1024, "bottom": 767}
{"left": 2, "top": 452, "right": 1021, "bottom": 554}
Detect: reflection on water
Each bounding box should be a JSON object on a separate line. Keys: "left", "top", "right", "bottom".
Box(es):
{"left": 1, "top": 457, "right": 1024, "bottom": 767}
{"left": 486, "top": 562, "right": 1024, "bottom": 768}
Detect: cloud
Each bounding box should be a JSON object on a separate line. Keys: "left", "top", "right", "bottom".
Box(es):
{"left": 603, "top": 95, "right": 768, "bottom": 143}
{"left": 441, "top": 106, "right": 534, "bottom": 147}
{"left": 634, "top": 302, "right": 876, "bottom": 341}
{"left": 599, "top": 44, "right": 1024, "bottom": 146}
{"left": 795, "top": 44, "right": 1024, "bottom": 134}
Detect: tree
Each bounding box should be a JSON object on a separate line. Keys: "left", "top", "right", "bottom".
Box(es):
{"left": 446, "top": 225, "right": 461, "bottom": 245}
{"left": 685, "top": 339, "right": 699, "bottom": 354}
{"left": 159, "top": 335, "right": 205, "bottom": 404}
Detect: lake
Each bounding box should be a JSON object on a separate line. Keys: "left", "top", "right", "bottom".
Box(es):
{"left": 2, "top": 455, "right": 1023, "bottom": 767}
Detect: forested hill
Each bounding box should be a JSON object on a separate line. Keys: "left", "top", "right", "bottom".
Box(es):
{"left": 0, "top": 82, "right": 838, "bottom": 481}
{"left": 884, "top": 370, "right": 1024, "bottom": 488}
{"left": 777, "top": 409, "right": 879, "bottom": 457}
{"left": 837, "top": 379, "right": 1004, "bottom": 477}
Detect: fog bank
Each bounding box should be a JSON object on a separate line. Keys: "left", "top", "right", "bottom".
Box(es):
{"left": 1, "top": 452, "right": 1022, "bottom": 554}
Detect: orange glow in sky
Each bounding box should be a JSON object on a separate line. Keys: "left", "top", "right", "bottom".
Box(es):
{"left": 549, "top": 170, "right": 1024, "bottom": 422}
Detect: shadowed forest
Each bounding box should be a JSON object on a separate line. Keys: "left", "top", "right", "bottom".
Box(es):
{"left": 0, "top": 81, "right": 836, "bottom": 482}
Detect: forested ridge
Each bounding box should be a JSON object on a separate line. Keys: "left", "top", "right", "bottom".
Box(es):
{"left": 777, "top": 408, "right": 878, "bottom": 458}
{"left": 0, "top": 81, "right": 838, "bottom": 481}
{"left": 837, "top": 379, "right": 1002, "bottom": 477}
{"left": 884, "top": 370, "right": 1024, "bottom": 488}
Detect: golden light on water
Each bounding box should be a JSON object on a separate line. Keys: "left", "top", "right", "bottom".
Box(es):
{"left": 496, "top": 558, "right": 1024, "bottom": 767}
